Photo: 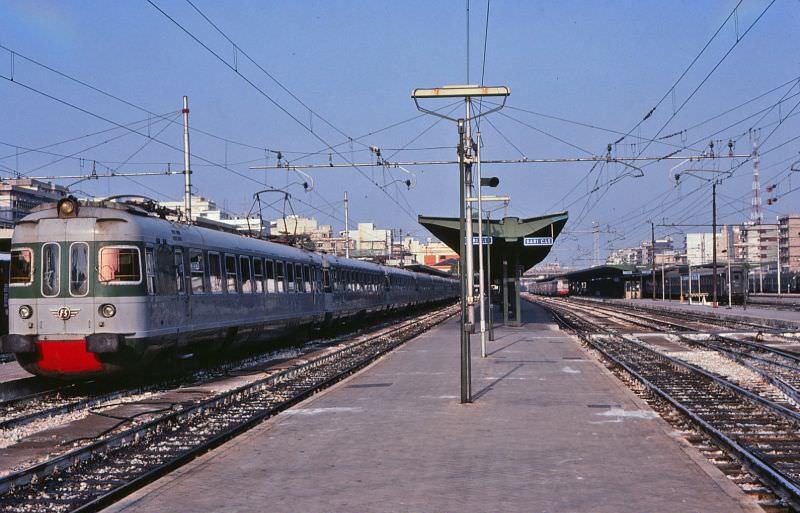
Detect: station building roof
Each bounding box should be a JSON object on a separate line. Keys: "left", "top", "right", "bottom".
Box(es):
{"left": 556, "top": 264, "right": 639, "bottom": 283}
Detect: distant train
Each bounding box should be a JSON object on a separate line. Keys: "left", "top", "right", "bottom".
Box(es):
{"left": 1, "top": 197, "right": 458, "bottom": 378}
{"left": 642, "top": 265, "right": 747, "bottom": 304}
{"left": 529, "top": 278, "right": 569, "bottom": 297}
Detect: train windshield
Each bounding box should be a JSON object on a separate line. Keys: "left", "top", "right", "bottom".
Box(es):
{"left": 99, "top": 246, "right": 141, "bottom": 284}
{"left": 10, "top": 248, "right": 32, "bottom": 285}
{"left": 41, "top": 243, "right": 60, "bottom": 297}
{"left": 69, "top": 242, "right": 89, "bottom": 296}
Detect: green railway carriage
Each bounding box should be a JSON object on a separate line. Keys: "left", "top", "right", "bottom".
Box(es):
{"left": 2, "top": 198, "right": 457, "bottom": 378}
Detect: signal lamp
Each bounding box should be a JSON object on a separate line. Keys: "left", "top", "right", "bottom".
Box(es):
{"left": 57, "top": 196, "right": 79, "bottom": 218}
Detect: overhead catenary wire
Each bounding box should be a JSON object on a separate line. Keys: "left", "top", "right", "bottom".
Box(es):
{"left": 0, "top": 74, "right": 352, "bottom": 226}
{"left": 147, "top": 0, "right": 419, "bottom": 222}
{"left": 557, "top": 1, "right": 777, "bottom": 255}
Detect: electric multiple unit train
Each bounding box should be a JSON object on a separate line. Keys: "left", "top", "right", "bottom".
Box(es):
{"left": 1, "top": 197, "right": 458, "bottom": 378}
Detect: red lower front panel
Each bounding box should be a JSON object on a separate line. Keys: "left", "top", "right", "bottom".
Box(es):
{"left": 35, "top": 339, "right": 103, "bottom": 374}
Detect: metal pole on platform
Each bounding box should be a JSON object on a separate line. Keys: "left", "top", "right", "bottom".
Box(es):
{"left": 182, "top": 96, "right": 192, "bottom": 223}
{"left": 487, "top": 210, "right": 495, "bottom": 341}
{"left": 476, "top": 131, "right": 487, "bottom": 357}
{"left": 650, "top": 221, "right": 656, "bottom": 300}
{"left": 503, "top": 260, "right": 509, "bottom": 324}
{"left": 410, "top": 85, "right": 510, "bottom": 404}
{"left": 464, "top": 100, "right": 476, "bottom": 330}
{"left": 457, "top": 119, "right": 471, "bottom": 403}
{"left": 712, "top": 181, "right": 718, "bottom": 307}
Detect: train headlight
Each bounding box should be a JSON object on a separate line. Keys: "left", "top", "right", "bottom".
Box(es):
{"left": 57, "top": 196, "right": 79, "bottom": 218}
{"left": 99, "top": 303, "right": 116, "bottom": 318}
{"left": 18, "top": 305, "right": 33, "bottom": 319}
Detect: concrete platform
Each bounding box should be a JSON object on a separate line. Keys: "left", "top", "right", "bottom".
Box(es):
{"left": 105, "top": 302, "right": 760, "bottom": 513}
{"left": 608, "top": 298, "right": 800, "bottom": 327}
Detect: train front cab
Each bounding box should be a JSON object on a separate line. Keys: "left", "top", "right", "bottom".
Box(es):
{"left": 4, "top": 217, "right": 142, "bottom": 377}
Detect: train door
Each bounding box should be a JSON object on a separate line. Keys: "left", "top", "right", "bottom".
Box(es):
{"left": 35, "top": 217, "right": 95, "bottom": 337}
{"left": 173, "top": 248, "right": 190, "bottom": 344}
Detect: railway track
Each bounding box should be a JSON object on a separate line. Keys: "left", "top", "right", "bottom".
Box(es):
{"left": 0, "top": 305, "right": 455, "bottom": 513}
{"left": 535, "top": 297, "right": 800, "bottom": 510}
{"left": 586, "top": 297, "right": 800, "bottom": 332}
{"left": 550, "top": 297, "right": 800, "bottom": 409}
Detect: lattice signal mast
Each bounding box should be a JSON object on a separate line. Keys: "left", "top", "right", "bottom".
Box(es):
{"left": 751, "top": 135, "right": 763, "bottom": 225}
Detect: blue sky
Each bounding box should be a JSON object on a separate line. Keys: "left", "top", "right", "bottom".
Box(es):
{"left": 1, "top": 0, "right": 799, "bottom": 266}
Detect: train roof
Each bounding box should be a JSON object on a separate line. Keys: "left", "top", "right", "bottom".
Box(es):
{"left": 14, "top": 200, "right": 448, "bottom": 280}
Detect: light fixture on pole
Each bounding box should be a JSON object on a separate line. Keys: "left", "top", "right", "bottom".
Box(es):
{"left": 411, "top": 84, "right": 510, "bottom": 404}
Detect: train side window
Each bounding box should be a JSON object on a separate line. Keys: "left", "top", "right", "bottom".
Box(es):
{"left": 323, "top": 268, "right": 331, "bottom": 292}
{"left": 303, "top": 265, "right": 310, "bottom": 293}
{"left": 276, "top": 261, "right": 286, "bottom": 293}
{"left": 240, "top": 256, "right": 253, "bottom": 294}
{"left": 208, "top": 252, "right": 223, "bottom": 293}
{"left": 295, "top": 263, "right": 304, "bottom": 293}
{"left": 266, "top": 260, "right": 276, "bottom": 293}
{"left": 253, "top": 258, "right": 264, "bottom": 294}
{"left": 286, "top": 262, "right": 295, "bottom": 292}
{"left": 189, "top": 249, "right": 205, "bottom": 294}
{"left": 69, "top": 242, "right": 89, "bottom": 297}
{"left": 99, "top": 246, "right": 142, "bottom": 285}
{"left": 145, "top": 247, "right": 157, "bottom": 295}
{"left": 10, "top": 248, "right": 33, "bottom": 286}
{"left": 174, "top": 249, "right": 185, "bottom": 294}
{"left": 225, "top": 254, "right": 238, "bottom": 293}
{"left": 41, "top": 243, "right": 60, "bottom": 297}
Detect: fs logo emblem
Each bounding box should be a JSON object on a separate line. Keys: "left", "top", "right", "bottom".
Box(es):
{"left": 51, "top": 307, "right": 80, "bottom": 321}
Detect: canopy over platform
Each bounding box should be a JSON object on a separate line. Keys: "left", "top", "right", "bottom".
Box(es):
{"left": 418, "top": 211, "right": 568, "bottom": 326}
{"left": 418, "top": 212, "right": 568, "bottom": 277}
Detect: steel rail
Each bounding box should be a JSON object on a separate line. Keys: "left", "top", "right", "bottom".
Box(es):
{"left": 561, "top": 298, "right": 800, "bottom": 375}
{"left": 550, "top": 297, "right": 800, "bottom": 410}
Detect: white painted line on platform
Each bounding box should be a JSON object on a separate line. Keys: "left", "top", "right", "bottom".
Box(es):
{"left": 281, "top": 407, "right": 363, "bottom": 416}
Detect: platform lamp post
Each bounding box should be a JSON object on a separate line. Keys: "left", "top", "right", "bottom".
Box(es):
{"left": 412, "top": 84, "right": 510, "bottom": 404}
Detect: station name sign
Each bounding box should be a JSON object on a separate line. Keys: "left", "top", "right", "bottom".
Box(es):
{"left": 465, "top": 236, "right": 493, "bottom": 245}
{"left": 523, "top": 237, "right": 553, "bottom": 246}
